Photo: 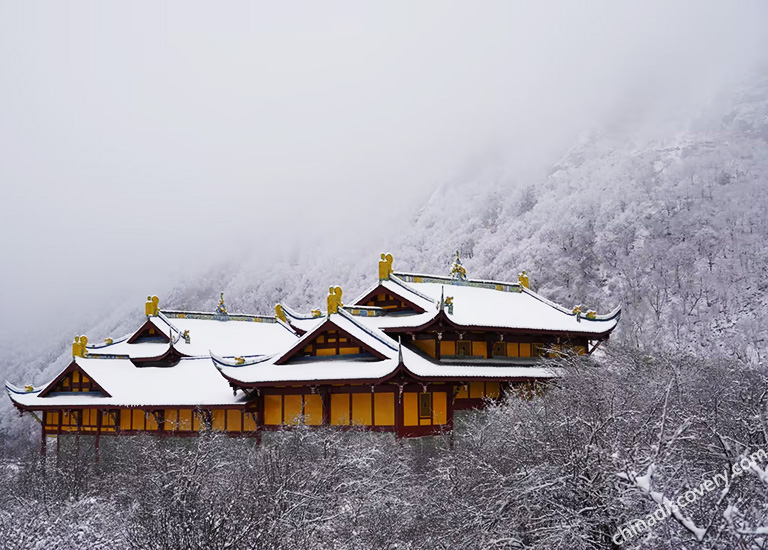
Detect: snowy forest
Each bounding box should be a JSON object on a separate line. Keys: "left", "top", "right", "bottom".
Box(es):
{"left": 3, "top": 3, "right": 768, "bottom": 549}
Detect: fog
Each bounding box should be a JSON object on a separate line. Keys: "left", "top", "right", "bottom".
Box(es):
{"left": 1, "top": 1, "right": 767, "bottom": 349}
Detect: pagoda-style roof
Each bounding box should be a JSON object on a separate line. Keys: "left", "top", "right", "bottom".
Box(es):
{"left": 87, "top": 309, "right": 299, "bottom": 359}
{"left": 374, "top": 272, "right": 620, "bottom": 336}
{"left": 7, "top": 356, "right": 246, "bottom": 410}
{"left": 6, "top": 254, "right": 620, "bottom": 411}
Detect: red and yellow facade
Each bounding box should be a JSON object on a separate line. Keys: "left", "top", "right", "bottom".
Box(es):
{"left": 7, "top": 254, "right": 620, "bottom": 452}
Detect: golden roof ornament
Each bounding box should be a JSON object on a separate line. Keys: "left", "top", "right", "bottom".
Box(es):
{"left": 327, "top": 286, "right": 343, "bottom": 314}
{"left": 145, "top": 295, "right": 160, "bottom": 316}
{"left": 449, "top": 250, "right": 467, "bottom": 280}
{"left": 275, "top": 304, "right": 287, "bottom": 323}
{"left": 216, "top": 293, "right": 228, "bottom": 316}
{"left": 518, "top": 270, "right": 530, "bottom": 289}
{"left": 72, "top": 335, "right": 88, "bottom": 357}
{"left": 379, "top": 253, "right": 394, "bottom": 280}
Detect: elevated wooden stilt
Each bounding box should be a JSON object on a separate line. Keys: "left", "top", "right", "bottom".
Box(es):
{"left": 39, "top": 424, "right": 46, "bottom": 457}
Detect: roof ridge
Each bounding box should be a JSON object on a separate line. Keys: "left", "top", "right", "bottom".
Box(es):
{"left": 280, "top": 303, "right": 320, "bottom": 320}
{"left": 388, "top": 274, "right": 438, "bottom": 303}
{"left": 337, "top": 308, "right": 398, "bottom": 351}
{"left": 393, "top": 271, "right": 521, "bottom": 291}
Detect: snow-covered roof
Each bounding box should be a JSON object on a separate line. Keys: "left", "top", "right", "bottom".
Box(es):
{"left": 399, "top": 347, "right": 557, "bottom": 380}
{"left": 278, "top": 304, "right": 325, "bottom": 333}
{"left": 7, "top": 356, "right": 245, "bottom": 409}
{"left": 350, "top": 276, "right": 437, "bottom": 312}
{"left": 88, "top": 311, "right": 299, "bottom": 359}
{"left": 213, "top": 340, "right": 557, "bottom": 386}
{"left": 7, "top": 264, "right": 618, "bottom": 407}
{"left": 389, "top": 273, "right": 620, "bottom": 335}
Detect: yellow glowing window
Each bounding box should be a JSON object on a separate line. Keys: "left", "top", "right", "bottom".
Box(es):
{"left": 457, "top": 341, "right": 471, "bottom": 356}
{"left": 419, "top": 393, "right": 432, "bottom": 418}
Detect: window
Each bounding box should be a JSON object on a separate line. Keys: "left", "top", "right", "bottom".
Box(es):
{"left": 457, "top": 340, "right": 471, "bottom": 356}
{"left": 492, "top": 342, "right": 506, "bottom": 357}
{"left": 419, "top": 393, "right": 432, "bottom": 418}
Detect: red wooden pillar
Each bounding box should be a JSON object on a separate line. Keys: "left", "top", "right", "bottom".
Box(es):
{"left": 95, "top": 409, "right": 102, "bottom": 464}
{"left": 39, "top": 422, "right": 46, "bottom": 457}
{"left": 394, "top": 385, "right": 404, "bottom": 438}
{"left": 321, "top": 387, "right": 331, "bottom": 426}
{"left": 256, "top": 394, "right": 264, "bottom": 445}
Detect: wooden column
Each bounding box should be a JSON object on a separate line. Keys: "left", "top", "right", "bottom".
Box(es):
{"left": 256, "top": 394, "right": 264, "bottom": 445}
{"left": 39, "top": 423, "right": 46, "bottom": 457}
{"left": 321, "top": 387, "right": 331, "bottom": 426}
{"left": 95, "top": 409, "right": 102, "bottom": 464}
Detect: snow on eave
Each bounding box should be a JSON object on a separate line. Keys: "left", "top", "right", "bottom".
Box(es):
{"left": 280, "top": 303, "right": 320, "bottom": 320}
{"left": 86, "top": 333, "right": 132, "bottom": 350}
{"left": 521, "top": 286, "right": 621, "bottom": 322}
{"left": 5, "top": 380, "right": 42, "bottom": 395}
{"left": 209, "top": 350, "right": 276, "bottom": 368}
{"left": 215, "top": 356, "right": 401, "bottom": 386}
{"left": 337, "top": 309, "right": 398, "bottom": 351}
{"left": 387, "top": 275, "right": 438, "bottom": 304}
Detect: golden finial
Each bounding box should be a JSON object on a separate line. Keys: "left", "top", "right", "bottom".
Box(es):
{"left": 327, "top": 286, "right": 343, "bottom": 314}
{"left": 311, "top": 308, "right": 321, "bottom": 318}
{"left": 378, "top": 253, "right": 394, "bottom": 280}
{"left": 72, "top": 335, "right": 88, "bottom": 357}
{"left": 216, "top": 293, "right": 228, "bottom": 315}
{"left": 518, "top": 270, "right": 530, "bottom": 289}
{"left": 235, "top": 357, "right": 245, "bottom": 365}
{"left": 450, "top": 251, "right": 467, "bottom": 280}
{"left": 145, "top": 295, "right": 160, "bottom": 316}
{"left": 275, "top": 304, "right": 287, "bottom": 323}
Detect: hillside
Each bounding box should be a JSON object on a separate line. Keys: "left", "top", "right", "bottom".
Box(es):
{"left": 2, "top": 72, "right": 767, "bottom": 442}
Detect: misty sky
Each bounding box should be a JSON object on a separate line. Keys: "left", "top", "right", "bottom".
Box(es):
{"left": 1, "top": 1, "right": 767, "bottom": 347}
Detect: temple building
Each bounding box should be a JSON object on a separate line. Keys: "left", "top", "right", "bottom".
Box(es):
{"left": 6, "top": 253, "right": 620, "bottom": 455}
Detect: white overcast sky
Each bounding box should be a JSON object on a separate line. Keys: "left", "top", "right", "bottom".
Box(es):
{"left": 1, "top": 1, "right": 767, "bottom": 346}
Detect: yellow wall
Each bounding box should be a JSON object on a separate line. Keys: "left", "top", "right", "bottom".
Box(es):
{"left": 243, "top": 412, "right": 258, "bottom": 431}
{"left": 352, "top": 393, "right": 372, "bottom": 426}
{"left": 304, "top": 394, "right": 323, "bottom": 425}
{"left": 413, "top": 339, "right": 436, "bottom": 357}
{"left": 227, "top": 410, "right": 242, "bottom": 432}
{"left": 519, "top": 343, "right": 531, "bottom": 357}
{"left": 486, "top": 381, "right": 500, "bottom": 398}
{"left": 211, "top": 409, "right": 226, "bottom": 431}
{"left": 284, "top": 395, "right": 302, "bottom": 424}
{"left": 471, "top": 341, "right": 487, "bottom": 358}
{"left": 44, "top": 411, "right": 59, "bottom": 428}
{"left": 433, "top": 392, "right": 447, "bottom": 425}
{"left": 440, "top": 340, "right": 456, "bottom": 356}
{"left": 132, "top": 409, "right": 145, "bottom": 430}
{"left": 374, "top": 393, "right": 395, "bottom": 426}
{"left": 507, "top": 343, "right": 519, "bottom": 357}
{"left": 264, "top": 395, "right": 282, "bottom": 425}
{"left": 403, "top": 393, "right": 418, "bottom": 426}
{"left": 331, "top": 393, "right": 350, "bottom": 425}
{"left": 179, "top": 409, "right": 193, "bottom": 431}
{"left": 469, "top": 381, "right": 484, "bottom": 398}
